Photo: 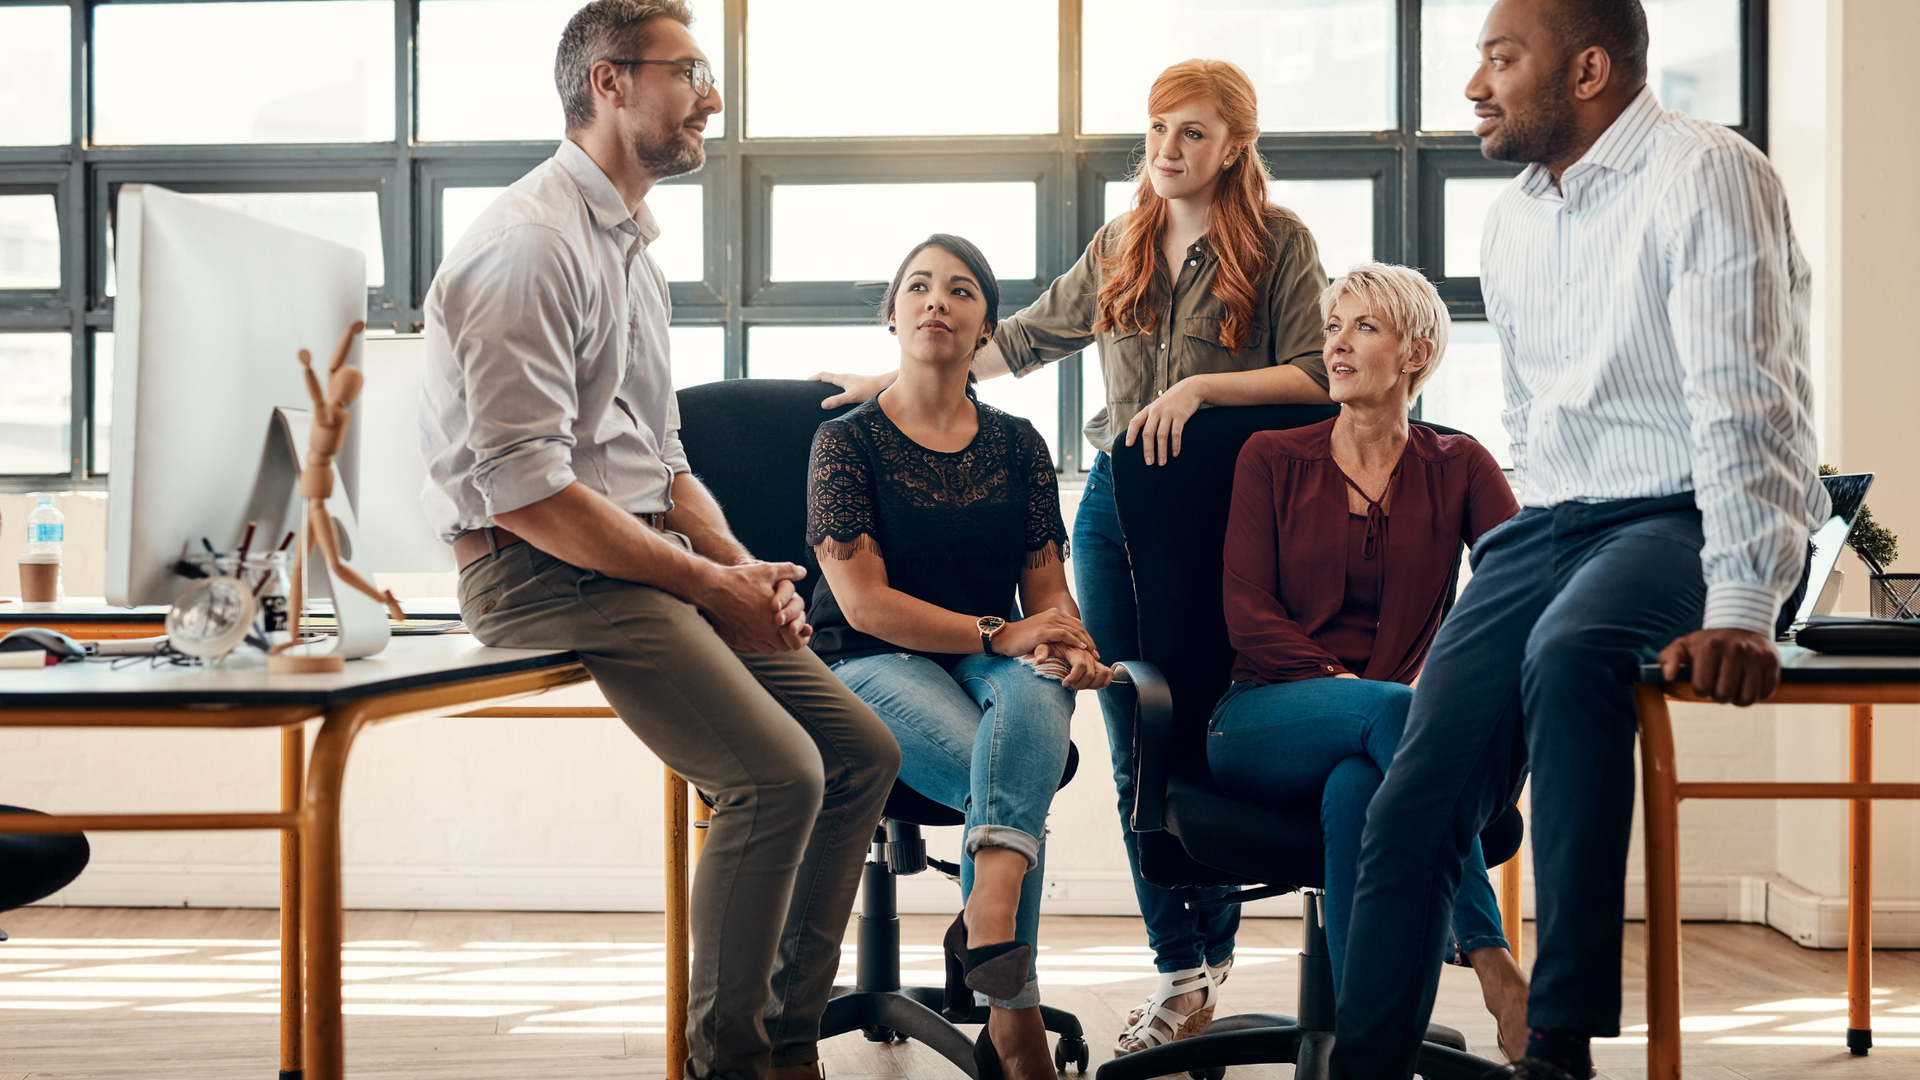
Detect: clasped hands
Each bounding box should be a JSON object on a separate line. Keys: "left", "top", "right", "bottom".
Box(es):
{"left": 694, "top": 557, "right": 814, "bottom": 653}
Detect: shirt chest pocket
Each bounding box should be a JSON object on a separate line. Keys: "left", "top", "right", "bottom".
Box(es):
{"left": 1096, "top": 327, "right": 1157, "bottom": 403}
{"left": 1178, "top": 315, "right": 1267, "bottom": 378}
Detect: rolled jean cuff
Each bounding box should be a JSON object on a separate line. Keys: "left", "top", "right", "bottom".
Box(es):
{"left": 966, "top": 824, "right": 1041, "bottom": 871}
{"left": 985, "top": 978, "right": 1042, "bottom": 1010}
{"left": 1450, "top": 933, "right": 1510, "bottom": 965}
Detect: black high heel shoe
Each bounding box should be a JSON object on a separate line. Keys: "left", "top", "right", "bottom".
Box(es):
{"left": 974, "top": 1015, "right": 1005, "bottom": 1080}
{"left": 940, "top": 910, "right": 1032, "bottom": 1021}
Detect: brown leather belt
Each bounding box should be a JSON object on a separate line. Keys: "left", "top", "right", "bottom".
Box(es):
{"left": 453, "top": 513, "right": 667, "bottom": 572}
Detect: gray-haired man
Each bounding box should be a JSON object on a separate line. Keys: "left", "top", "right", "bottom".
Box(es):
{"left": 418, "top": 4, "right": 899, "bottom": 1078}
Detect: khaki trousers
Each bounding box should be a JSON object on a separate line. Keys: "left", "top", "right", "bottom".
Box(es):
{"left": 459, "top": 538, "right": 899, "bottom": 1080}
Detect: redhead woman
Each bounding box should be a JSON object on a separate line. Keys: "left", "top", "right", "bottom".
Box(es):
{"left": 813, "top": 59, "right": 1330, "bottom": 1054}
{"left": 807, "top": 234, "right": 1111, "bottom": 1080}
{"left": 1211, "top": 264, "right": 1529, "bottom": 1060}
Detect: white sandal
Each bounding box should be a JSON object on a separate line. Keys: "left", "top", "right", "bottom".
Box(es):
{"left": 1114, "top": 965, "right": 1218, "bottom": 1056}
{"left": 1123, "top": 955, "right": 1232, "bottom": 1030}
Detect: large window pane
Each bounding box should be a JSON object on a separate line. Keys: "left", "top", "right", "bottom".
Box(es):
{"left": 94, "top": 2, "right": 394, "bottom": 145}
{"left": 185, "top": 192, "right": 386, "bottom": 289}
{"left": 419, "top": 0, "right": 725, "bottom": 140}
{"left": 747, "top": 1, "right": 1056, "bottom": 138}
{"left": 0, "top": 6, "right": 70, "bottom": 146}
{"left": 747, "top": 325, "right": 893, "bottom": 382}
{"left": 1443, "top": 177, "right": 1509, "bottom": 278}
{"left": 93, "top": 331, "right": 113, "bottom": 473}
{"left": 1083, "top": 0, "right": 1394, "bottom": 135}
{"left": 770, "top": 183, "right": 1037, "bottom": 282}
{"left": 669, "top": 325, "right": 724, "bottom": 389}
{"left": 1270, "top": 179, "right": 1373, "bottom": 279}
{"left": 443, "top": 183, "right": 703, "bottom": 281}
{"left": 1416, "top": 321, "right": 1508, "bottom": 466}
{"left": 1082, "top": 355, "right": 1104, "bottom": 471}
{"left": 1105, "top": 178, "right": 1373, "bottom": 279}
{"left": 748, "top": 325, "right": 1061, "bottom": 463}
{"left": 0, "top": 333, "right": 71, "bottom": 475}
{"left": 0, "top": 195, "right": 60, "bottom": 289}
{"left": 1421, "top": 0, "right": 1742, "bottom": 132}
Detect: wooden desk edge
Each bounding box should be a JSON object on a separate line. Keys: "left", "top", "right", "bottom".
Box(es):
{"left": 1659, "top": 683, "right": 1920, "bottom": 706}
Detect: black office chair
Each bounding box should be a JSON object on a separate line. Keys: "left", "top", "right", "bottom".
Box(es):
{"left": 0, "top": 806, "right": 90, "bottom": 941}
{"left": 677, "top": 379, "right": 1091, "bottom": 1077}
{"left": 1091, "top": 404, "right": 1523, "bottom": 1080}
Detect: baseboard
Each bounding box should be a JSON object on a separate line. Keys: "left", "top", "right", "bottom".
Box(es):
{"left": 1762, "top": 875, "right": 1920, "bottom": 949}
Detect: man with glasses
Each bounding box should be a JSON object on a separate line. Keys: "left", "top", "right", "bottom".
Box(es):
{"left": 418, "top": 3, "right": 898, "bottom": 1079}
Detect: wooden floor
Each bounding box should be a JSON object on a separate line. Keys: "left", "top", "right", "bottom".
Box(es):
{"left": 1, "top": 907, "right": 1916, "bottom": 1079}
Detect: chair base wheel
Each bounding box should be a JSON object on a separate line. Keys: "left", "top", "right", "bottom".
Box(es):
{"left": 1056, "top": 1034, "right": 1091, "bottom": 1073}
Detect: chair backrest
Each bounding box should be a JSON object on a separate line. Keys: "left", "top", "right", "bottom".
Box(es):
{"left": 1112, "top": 405, "right": 1467, "bottom": 773}
{"left": 676, "top": 379, "right": 855, "bottom": 576}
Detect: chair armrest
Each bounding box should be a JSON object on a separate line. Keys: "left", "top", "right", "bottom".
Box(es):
{"left": 1113, "top": 661, "right": 1172, "bottom": 833}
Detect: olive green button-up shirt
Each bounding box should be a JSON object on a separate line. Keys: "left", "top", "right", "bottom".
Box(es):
{"left": 993, "top": 207, "right": 1330, "bottom": 454}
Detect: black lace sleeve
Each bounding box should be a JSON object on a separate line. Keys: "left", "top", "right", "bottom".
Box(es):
{"left": 806, "top": 419, "right": 882, "bottom": 560}
{"left": 1017, "top": 419, "right": 1070, "bottom": 567}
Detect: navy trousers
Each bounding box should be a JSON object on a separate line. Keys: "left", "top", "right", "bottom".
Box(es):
{"left": 1330, "top": 494, "right": 1707, "bottom": 1079}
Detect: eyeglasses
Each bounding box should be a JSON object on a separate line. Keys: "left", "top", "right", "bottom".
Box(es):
{"left": 605, "top": 57, "right": 714, "bottom": 99}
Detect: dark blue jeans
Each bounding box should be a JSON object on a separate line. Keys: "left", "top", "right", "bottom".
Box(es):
{"left": 1207, "top": 677, "right": 1507, "bottom": 996}
{"left": 1331, "top": 495, "right": 1707, "bottom": 1079}
{"left": 1076, "top": 451, "right": 1238, "bottom": 973}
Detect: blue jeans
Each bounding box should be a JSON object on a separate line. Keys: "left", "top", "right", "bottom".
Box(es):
{"left": 831, "top": 650, "right": 1075, "bottom": 1008}
{"left": 1076, "top": 451, "right": 1239, "bottom": 973}
{"left": 1207, "top": 677, "right": 1508, "bottom": 996}
{"left": 1331, "top": 496, "right": 1708, "bottom": 1079}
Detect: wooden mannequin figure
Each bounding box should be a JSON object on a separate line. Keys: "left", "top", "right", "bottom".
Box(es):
{"left": 269, "top": 320, "right": 405, "bottom": 673}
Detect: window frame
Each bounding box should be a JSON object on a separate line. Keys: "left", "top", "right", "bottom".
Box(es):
{"left": 0, "top": 0, "right": 1768, "bottom": 489}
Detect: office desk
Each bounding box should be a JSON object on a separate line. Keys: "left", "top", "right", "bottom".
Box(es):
{"left": 1635, "top": 646, "right": 1920, "bottom": 1080}
{"left": 0, "top": 638, "right": 591, "bottom": 1080}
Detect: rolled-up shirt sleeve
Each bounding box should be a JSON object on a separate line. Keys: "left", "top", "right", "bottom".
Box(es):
{"left": 443, "top": 224, "right": 587, "bottom": 517}
{"left": 660, "top": 391, "right": 690, "bottom": 478}
{"left": 994, "top": 230, "right": 1105, "bottom": 378}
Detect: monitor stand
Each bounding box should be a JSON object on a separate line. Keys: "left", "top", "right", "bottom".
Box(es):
{"left": 243, "top": 406, "right": 392, "bottom": 665}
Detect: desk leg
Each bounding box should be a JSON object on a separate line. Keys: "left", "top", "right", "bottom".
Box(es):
{"left": 280, "top": 725, "right": 306, "bottom": 1080}
{"left": 301, "top": 707, "right": 368, "bottom": 1080}
{"left": 1849, "top": 703, "right": 1874, "bottom": 1056}
{"left": 1499, "top": 833, "right": 1524, "bottom": 965}
{"left": 665, "top": 768, "right": 691, "bottom": 1080}
{"left": 1637, "top": 685, "right": 1683, "bottom": 1080}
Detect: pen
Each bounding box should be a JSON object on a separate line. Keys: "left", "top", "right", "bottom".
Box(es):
{"left": 201, "top": 537, "right": 222, "bottom": 573}
{"left": 236, "top": 521, "right": 257, "bottom": 575}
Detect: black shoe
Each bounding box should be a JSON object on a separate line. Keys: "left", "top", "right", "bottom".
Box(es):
{"left": 974, "top": 1018, "right": 1005, "bottom": 1080}
{"left": 941, "top": 910, "right": 1031, "bottom": 1019}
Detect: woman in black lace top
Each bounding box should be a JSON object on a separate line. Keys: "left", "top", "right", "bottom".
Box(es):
{"left": 807, "top": 235, "right": 1110, "bottom": 1080}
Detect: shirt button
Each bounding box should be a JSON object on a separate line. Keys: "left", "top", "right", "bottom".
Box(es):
{"left": 1160, "top": 343, "right": 1167, "bottom": 350}
{"left": 1189, "top": 259, "right": 1198, "bottom": 266}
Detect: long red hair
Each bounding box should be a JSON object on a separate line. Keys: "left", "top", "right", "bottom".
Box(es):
{"left": 1096, "top": 60, "right": 1272, "bottom": 354}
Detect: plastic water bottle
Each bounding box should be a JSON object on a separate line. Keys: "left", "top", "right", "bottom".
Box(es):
{"left": 26, "top": 496, "right": 64, "bottom": 556}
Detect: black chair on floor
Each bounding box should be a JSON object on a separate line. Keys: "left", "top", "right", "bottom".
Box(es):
{"left": 1092, "top": 404, "right": 1524, "bottom": 1080}
{"left": 0, "top": 805, "right": 90, "bottom": 940}
{"left": 677, "top": 379, "right": 1091, "bottom": 1077}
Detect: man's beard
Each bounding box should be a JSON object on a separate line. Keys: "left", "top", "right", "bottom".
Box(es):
{"left": 1479, "top": 83, "right": 1579, "bottom": 166}
{"left": 634, "top": 125, "right": 704, "bottom": 178}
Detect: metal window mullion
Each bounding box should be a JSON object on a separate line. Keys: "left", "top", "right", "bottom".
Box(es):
{"left": 1393, "top": 0, "right": 1420, "bottom": 268}
{"left": 1052, "top": 0, "right": 1080, "bottom": 474}
{"left": 720, "top": 0, "right": 745, "bottom": 378}
{"left": 383, "top": 0, "right": 415, "bottom": 330}
{"left": 66, "top": 0, "right": 90, "bottom": 478}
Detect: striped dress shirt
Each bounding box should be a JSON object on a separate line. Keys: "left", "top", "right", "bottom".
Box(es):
{"left": 1480, "top": 86, "right": 1829, "bottom": 636}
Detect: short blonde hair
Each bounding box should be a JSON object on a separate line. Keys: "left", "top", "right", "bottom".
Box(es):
{"left": 1317, "top": 263, "right": 1451, "bottom": 400}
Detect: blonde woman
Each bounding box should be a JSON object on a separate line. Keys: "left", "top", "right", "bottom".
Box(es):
{"left": 1211, "top": 264, "right": 1529, "bottom": 1060}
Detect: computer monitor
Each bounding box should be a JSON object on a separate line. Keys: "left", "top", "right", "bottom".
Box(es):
{"left": 1789, "top": 471, "right": 1875, "bottom": 630}
{"left": 105, "top": 183, "right": 368, "bottom": 607}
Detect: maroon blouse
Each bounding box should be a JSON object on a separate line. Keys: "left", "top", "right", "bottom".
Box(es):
{"left": 1223, "top": 419, "right": 1519, "bottom": 686}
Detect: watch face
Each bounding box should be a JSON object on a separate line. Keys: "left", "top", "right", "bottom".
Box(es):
{"left": 978, "top": 616, "right": 1006, "bottom": 634}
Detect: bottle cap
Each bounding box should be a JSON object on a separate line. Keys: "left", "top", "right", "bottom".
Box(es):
{"left": 17, "top": 552, "right": 61, "bottom": 564}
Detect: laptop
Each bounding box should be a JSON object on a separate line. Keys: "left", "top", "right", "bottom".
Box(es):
{"left": 1782, "top": 471, "right": 1874, "bottom": 637}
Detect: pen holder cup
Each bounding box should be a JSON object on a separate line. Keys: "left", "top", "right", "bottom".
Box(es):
{"left": 1870, "top": 574, "right": 1920, "bottom": 621}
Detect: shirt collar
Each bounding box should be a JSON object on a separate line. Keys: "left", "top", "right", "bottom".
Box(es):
{"left": 1517, "top": 84, "right": 1665, "bottom": 197}
{"left": 554, "top": 138, "right": 661, "bottom": 246}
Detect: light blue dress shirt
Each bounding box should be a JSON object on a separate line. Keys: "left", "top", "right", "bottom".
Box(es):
{"left": 1480, "top": 86, "right": 1829, "bottom": 636}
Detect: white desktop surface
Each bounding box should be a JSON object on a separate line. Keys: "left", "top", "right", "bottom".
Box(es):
{"left": 0, "top": 635, "right": 578, "bottom": 708}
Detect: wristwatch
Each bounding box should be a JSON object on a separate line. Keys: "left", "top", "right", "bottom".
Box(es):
{"left": 977, "top": 616, "right": 1007, "bottom": 655}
